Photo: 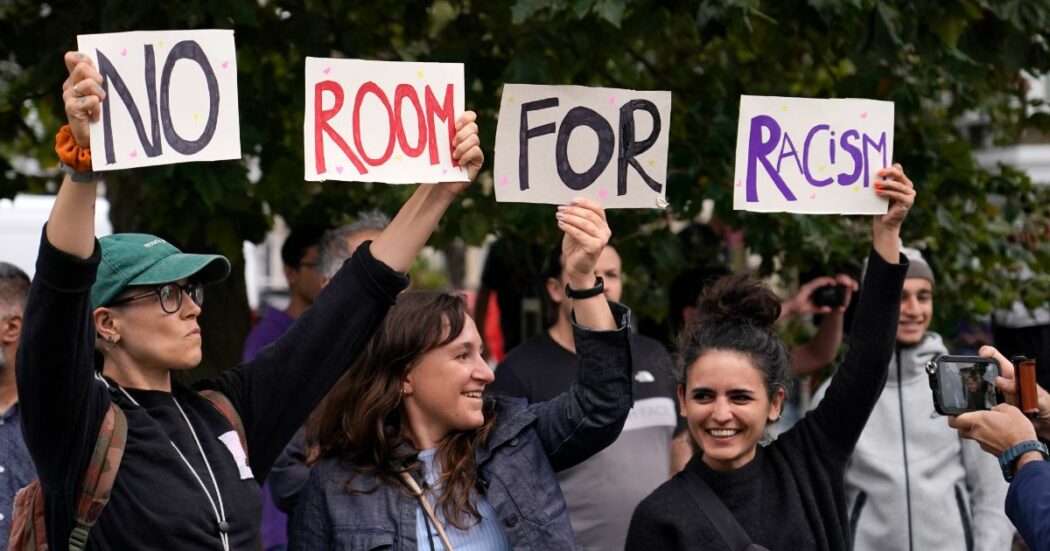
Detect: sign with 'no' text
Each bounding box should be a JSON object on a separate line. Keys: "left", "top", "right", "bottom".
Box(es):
{"left": 304, "top": 58, "right": 466, "bottom": 184}
{"left": 494, "top": 84, "right": 672, "bottom": 209}
{"left": 733, "top": 95, "right": 894, "bottom": 214}
{"left": 77, "top": 30, "right": 241, "bottom": 171}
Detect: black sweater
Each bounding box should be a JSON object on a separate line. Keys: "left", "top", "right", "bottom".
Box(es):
{"left": 16, "top": 230, "right": 408, "bottom": 550}
{"left": 626, "top": 250, "right": 907, "bottom": 551}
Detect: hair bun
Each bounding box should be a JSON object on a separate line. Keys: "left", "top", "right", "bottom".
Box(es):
{"left": 695, "top": 273, "right": 780, "bottom": 330}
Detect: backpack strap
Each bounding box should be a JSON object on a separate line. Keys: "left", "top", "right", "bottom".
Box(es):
{"left": 681, "top": 469, "right": 769, "bottom": 551}
{"left": 197, "top": 390, "right": 248, "bottom": 461}
{"left": 69, "top": 402, "right": 128, "bottom": 551}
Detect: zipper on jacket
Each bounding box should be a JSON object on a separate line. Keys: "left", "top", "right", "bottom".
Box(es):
{"left": 896, "top": 347, "right": 915, "bottom": 551}
{"left": 954, "top": 484, "right": 974, "bottom": 551}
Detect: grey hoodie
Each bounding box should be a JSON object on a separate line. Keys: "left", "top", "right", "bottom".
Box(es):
{"left": 811, "top": 333, "right": 1013, "bottom": 551}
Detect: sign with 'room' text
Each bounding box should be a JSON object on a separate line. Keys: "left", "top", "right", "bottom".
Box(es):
{"left": 304, "top": 58, "right": 466, "bottom": 184}
{"left": 77, "top": 30, "right": 241, "bottom": 171}
{"left": 733, "top": 95, "right": 894, "bottom": 214}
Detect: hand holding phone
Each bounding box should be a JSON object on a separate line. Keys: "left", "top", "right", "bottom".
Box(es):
{"left": 927, "top": 355, "right": 1004, "bottom": 416}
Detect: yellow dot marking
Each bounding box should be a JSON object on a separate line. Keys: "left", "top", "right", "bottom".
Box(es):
{"left": 647, "top": 159, "right": 656, "bottom": 168}
{"left": 853, "top": 186, "right": 860, "bottom": 193}
{"left": 193, "top": 113, "right": 200, "bottom": 123}
{"left": 417, "top": 71, "right": 425, "bottom": 79}
{"left": 395, "top": 154, "right": 404, "bottom": 161}
{"left": 780, "top": 105, "right": 788, "bottom": 112}
{"left": 158, "top": 39, "right": 165, "bottom": 49}
{"left": 818, "top": 165, "right": 826, "bottom": 173}
{"left": 507, "top": 97, "right": 515, "bottom": 104}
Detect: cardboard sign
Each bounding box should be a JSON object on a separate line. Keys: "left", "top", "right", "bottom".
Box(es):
{"left": 304, "top": 58, "right": 466, "bottom": 184}
{"left": 733, "top": 95, "right": 894, "bottom": 214}
{"left": 77, "top": 30, "right": 241, "bottom": 171}
{"left": 494, "top": 84, "right": 671, "bottom": 209}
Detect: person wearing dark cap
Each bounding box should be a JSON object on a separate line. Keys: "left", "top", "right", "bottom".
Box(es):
{"left": 810, "top": 246, "right": 1012, "bottom": 551}
{"left": 14, "top": 52, "right": 484, "bottom": 550}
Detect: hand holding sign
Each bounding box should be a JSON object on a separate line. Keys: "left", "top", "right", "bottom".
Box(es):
{"left": 873, "top": 163, "right": 915, "bottom": 231}
{"left": 444, "top": 110, "right": 484, "bottom": 195}
{"left": 62, "top": 52, "right": 106, "bottom": 148}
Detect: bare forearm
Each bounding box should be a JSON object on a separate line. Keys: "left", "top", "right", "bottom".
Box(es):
{"left": 46, "top": 177, "right": 98, "bottom": 259}
{"left": 370, "top": 184, "right": 455, "bottom": 274}
{"left": 791, "top": 312, "right": 844, "bottom": 376}
{"left": 872, "top": 222, "right": 900, "bottom": 265}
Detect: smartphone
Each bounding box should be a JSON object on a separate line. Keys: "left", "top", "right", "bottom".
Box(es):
{"left": 925, "top": 355, "right": 1003, "bottom": 415}
{"left": 811, "top": 284, "right": 847, "bottom": 308}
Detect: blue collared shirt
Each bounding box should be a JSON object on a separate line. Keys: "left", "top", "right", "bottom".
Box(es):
{"left": 1, "top": 401, "right": 37, "bottom": 545}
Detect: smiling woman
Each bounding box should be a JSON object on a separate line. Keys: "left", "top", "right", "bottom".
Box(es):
{"left": 627, "top": 166, "right": 917, "bottom": 551}
{"left": 290, "top": 199, "right": 634, "bottom": 551}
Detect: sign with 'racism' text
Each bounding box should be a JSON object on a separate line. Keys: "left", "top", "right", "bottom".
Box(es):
{"left": 304, "top": 58, "right": 466, "bottom": 184}
{"left": 494, "top": 84, "right": 671, "bottom": 209}
{"left": 733, "top": 95, "right": 894, "bottom": 214}
{"left": 77, "top": 30, "right": 241, "bottom": 171}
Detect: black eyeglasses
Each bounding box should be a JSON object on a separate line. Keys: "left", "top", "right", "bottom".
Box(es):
{"left": 108, "top": 282, "right": 204, "bottom": 314}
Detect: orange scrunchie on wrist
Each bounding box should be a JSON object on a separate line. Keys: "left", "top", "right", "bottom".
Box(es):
{"left": 55, "top": 125, "right": 93, "bottom": 173}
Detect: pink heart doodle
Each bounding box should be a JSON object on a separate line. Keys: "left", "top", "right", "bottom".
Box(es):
{"left": 221, "top": 61, "right": 229, "bottom": 69}
{"left": 607, "top": 96, "right": 616, "bottom": 105}
{"left": 598, "top": 189, "right": 608, "bottom": 200}
{"left": 120, "top": 48, "right": 127, "bottom": 57}
{"left": 735, "top": 180, "right": 743, "bottom": 188}
{"left": 322, "top": 67, "right": 332, "bottom": 75}
{"left": 499, "top": 176, "right": 509, "bottom": 188}
{"left": 442, "top": 169, "right": 448, "bottom": 175}
{"left": 335, "top": 166, "right": 344, "bottom": 174}
{"left": 129, "top": 149, "right": 138, "bottom": 158}
{"left": 810, "top": 193, "right": 817, "bottom": 199}
{"left": 860, "top": 112, "right": 868, "bottom": 119}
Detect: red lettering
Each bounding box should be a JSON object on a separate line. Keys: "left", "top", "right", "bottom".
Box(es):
{"left": 394, "top": 84, "right": 426, "bottom": 158}
{"left": 314, "top": 81, "right": 367, "bottom": 175}
{"left": 353, "top": 82, "right": 396, "bottom": 167}
{"left": 425, "top": 83, "right": 457, "bottom": 167}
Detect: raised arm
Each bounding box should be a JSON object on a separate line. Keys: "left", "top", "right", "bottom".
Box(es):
{"left": 16, "top": 53, "right": 115, "bottom": 491}
{"left": 527, "top": 199, "right": 632, "bottom": 471}
{"left": 205, "top": 113, "right": 486, "bottom": 476}
{"left": 807, "top": 164, "right": 913, "bottom": 453}
{"left": 48, "top": 52, "right": 106, "bottom": 258}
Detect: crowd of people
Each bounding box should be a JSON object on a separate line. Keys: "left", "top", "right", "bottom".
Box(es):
{"left": 0, "top": 51, "right": 1047, "bottom": 551}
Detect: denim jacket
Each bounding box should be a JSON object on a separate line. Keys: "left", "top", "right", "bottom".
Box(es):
{"left": 289, "top": 303, "right": 634, "bottom": 550}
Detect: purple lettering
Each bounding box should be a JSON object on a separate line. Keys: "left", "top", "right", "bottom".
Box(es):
{"left": 836, "top": 130, "right": 863, "bottom": 186}
{"left": 746, "top": 115, "right": 797, "bottom": 203}
{"left": 862, "top": 132, "right": 888, "bottom": 188}
{"left": 803, "top": 124, "right": 832, "bottom": 187}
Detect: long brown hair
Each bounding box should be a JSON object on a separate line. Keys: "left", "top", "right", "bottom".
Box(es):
{"left": 307, "top": 291, "right": 497, "bottom": 529}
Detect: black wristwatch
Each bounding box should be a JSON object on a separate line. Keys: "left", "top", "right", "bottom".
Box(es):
{"left": 61, "top": 163, "right": 102, "bottom": 183}
{"left": 564, "top": 276, "right": 604, "bottom": 300}
{"left": 998, "top": 440, "right": 1049, "bottom": 482}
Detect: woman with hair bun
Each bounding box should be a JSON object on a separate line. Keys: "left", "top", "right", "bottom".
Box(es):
{"left": 626, "top": 165, "right": 916, "bottom": 551}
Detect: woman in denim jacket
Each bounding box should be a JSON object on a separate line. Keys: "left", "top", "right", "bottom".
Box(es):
{"left": 289, "top": 199, "right": 633, "bottom": 550}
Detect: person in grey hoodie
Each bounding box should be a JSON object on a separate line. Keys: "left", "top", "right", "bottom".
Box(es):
{"left": 811, "top": 246, "right": 1013, "bottom": 551}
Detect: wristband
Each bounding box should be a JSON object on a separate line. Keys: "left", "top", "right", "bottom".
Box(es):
{"left": 565, "top": 276, "right": 604, "bottom": 300}
{"left": 60, "top": 163, "right": 102, "bottom": 183}
{"left": 998, "top": 440, "right": 1048, "bottom": 482}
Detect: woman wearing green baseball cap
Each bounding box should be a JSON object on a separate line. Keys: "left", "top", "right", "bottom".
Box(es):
{"left": 13, "top": 52, "right": 483, "bottom": 551}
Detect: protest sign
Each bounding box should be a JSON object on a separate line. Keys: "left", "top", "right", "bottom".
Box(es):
{"left": 77, "top": 30, "right": 241, "bottom": 171}
{"left": 494, "top": 84, "right": 671, "bottom": 209}
{"left": 304, "top": 58, "right": 465, "bottom": 184}
{"left": 733, "top": 95, "right": 893, "bottom": 214}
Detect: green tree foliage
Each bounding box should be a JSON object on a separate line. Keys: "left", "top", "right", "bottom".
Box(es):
{"left": 1, "top": 0, "right": 1048, "bottom": 365}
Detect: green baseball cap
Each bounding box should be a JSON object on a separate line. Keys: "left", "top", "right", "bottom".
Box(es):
{"left": 91, "top": 233, "right": 231, "bottom": 310}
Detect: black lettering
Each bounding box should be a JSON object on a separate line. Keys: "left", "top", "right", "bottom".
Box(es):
{"left": 519, "top": 98, "right": 558, "bottom": 191}
{"left": 555, "top": 106, "right": 613, "bottom": 191}
{"left": 617, "top": 99, "right": 663, "bottom": 196}
{"left": 97, "top": 47, "right": 162, "bottom": 164}
{"left": 160, "top": 40, "right": 219, "bottom": 154}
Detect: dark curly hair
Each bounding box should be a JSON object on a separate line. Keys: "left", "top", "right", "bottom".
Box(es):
{"left": 677, "top": 273, "right": 789, "bottom": 399}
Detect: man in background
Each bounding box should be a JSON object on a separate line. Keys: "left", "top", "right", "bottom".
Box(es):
{"left": 0, "top": 262, "right": 33, "bottom": 546}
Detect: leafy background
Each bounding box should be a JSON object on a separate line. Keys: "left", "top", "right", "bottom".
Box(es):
{"left": 1, "top": 0, "right": 1048, "bottom": 376}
